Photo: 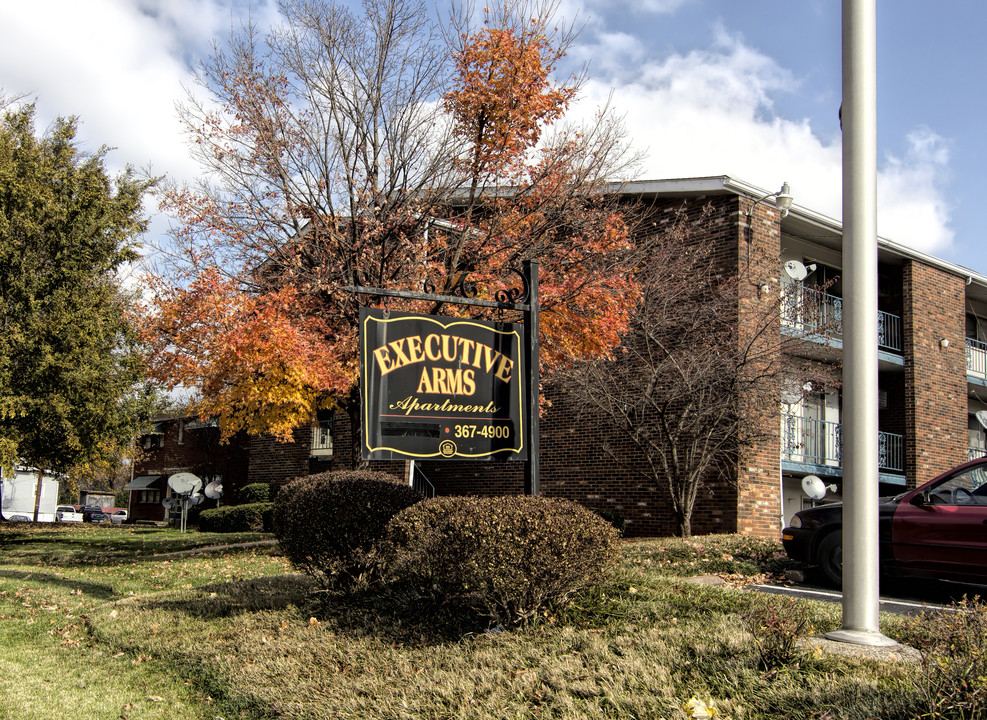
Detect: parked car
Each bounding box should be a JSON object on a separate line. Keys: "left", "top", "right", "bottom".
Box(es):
{"left": 783, "top": 457, "right": 987, "bottom": 586}
{"left": 109, "top": 509, "right": 128, "bottom": 525}
{"left": 80, "top": 505, "right": 109, "bottom": 523}
{"left": 55, "top": 506, "right": 83, "bottom": 522}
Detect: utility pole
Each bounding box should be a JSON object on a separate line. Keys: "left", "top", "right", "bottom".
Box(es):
{"left": 826, "top": 0, "right": 896, "bottom": 647}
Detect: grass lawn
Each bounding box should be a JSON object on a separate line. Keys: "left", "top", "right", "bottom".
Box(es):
{"left": 0, "top": 524, "right": 976, "bottom": 719}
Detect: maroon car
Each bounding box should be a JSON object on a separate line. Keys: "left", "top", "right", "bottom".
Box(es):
{"left": 783, "top": 457, "right": 987, "bottom": 586}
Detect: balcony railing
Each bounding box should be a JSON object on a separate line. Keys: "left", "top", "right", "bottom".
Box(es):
{"left": 311, "top": 424, "right": 333, "bottom": 457}
{"left": 967, "top": 338, "right": 987, "bottom": 380}
{"left": 781, "top": 413, "right": 904, "bottom": 473}
{"left": 970, "top": 446, "right": 987, "bottom": 461}
{"left": 780, "top": 283, "right": 902, "bottom": 353}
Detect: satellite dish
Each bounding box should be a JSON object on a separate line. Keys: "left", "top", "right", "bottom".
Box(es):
{"left": 167, "top": 472, "right": 201, "bottom": 495}
{"left": 204, "top": 482, "right": 224, "bottom": 500}
{"left": 162, "top": 497, "right": 176, "bottom": 510}
{"left": 801, "top": 474, "right": 838, "bottom": 501}
{"left": 976, "top": 411, "right": 987, "bottom": 430}
{"left": 189, "top": 493, "right": 204, "bottom": 506}
{"left": 783, "top": 260, "right": 809, "bottom": 282}
{"left": 781, "top": 380, "right": 802, "bottom": 404}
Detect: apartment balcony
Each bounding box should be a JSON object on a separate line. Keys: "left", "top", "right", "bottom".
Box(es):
{"left": 781, "top": 413, "right": 905, "bottom": 476}
{"left": 967, "top": 337, "right": 987, "bottom": 382}
{"left": 970, "top": 446, "right": 987, "bottom": 461}
{"left": 311, "top": 424, "right": 333, "bottom": 458}
{"left": 780, "top": 283, "right": 903, "bottom": 355}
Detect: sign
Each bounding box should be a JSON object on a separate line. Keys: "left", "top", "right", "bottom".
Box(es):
{"left": 360, "top": 308, "right": 526, "bottom": 460}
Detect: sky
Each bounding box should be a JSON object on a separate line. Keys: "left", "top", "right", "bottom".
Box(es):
{"left": 1, "top": 0, "right": 985, "bottom": 274}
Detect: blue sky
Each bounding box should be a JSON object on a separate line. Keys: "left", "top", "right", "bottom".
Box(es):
{"left": 1, "top": 0, "right": 984, "bottom": 273}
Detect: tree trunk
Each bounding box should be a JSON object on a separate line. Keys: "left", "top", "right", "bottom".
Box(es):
{"left": 32, "top": 468, "right": 45, "bottom": 523}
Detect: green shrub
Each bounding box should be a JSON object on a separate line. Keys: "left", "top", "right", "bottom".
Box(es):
{"left": 198, "top": 502, "right": 272, "bottom": 533}
{"left": 272, "top": 470, "right": 422, "bottom": 589}
{"left": 386, "top": 495, "right": 622, "bottom": 627}
{"left": 238, "top": 483, "right": 273, "bottom": 504}
{"left": 590, "top": 507, "right": 626, "bottom": 536}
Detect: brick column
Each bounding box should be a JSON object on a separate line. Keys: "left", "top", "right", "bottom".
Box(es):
{"left": 902, "top": 260, "right": 967, "bottom": 487}
{"left": 735, "top": 199, "right": 782, "bottom": 538}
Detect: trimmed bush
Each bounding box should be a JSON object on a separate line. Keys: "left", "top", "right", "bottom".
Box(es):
{"left": 386, "top": 495, "right": 622, "bottom": 627}
{"left": 590, "top": 507, "right": 626, "bottom": 536}
{"left": 272, "top": 470, "right": 422, "bottom": 588}
{"left": 238, "top": 483, "right": 273, "bottom": 504}
{"left": 198, "top": 502, "right": 272, "bottom": 533}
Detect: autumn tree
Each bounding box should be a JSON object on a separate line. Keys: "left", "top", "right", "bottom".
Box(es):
{"left": 562, "top": 210, "right": 835, "bottom": 537}
{"left": 142, "top": 0, "right": 639, "bottom": 452}
{"left": 0, "top": 105, "right": 156, "bottom": 517}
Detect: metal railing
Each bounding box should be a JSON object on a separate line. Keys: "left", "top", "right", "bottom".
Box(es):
{"left": 780, "top": 283, "right": 902, "bottom": 353}
{"left": 781, "top": 412, "right": 904, "bottom": 472}
{"left": 410, "top": 463, "right": 436, "bottom": 498}
{"left": 967, "top": 337, "right": 987, "bottom": 380}
{"left": 310, "top": 424, "right": 333, "bottom": 457}
{"left": 970, "top": 446, "right": 987, "bottom": 461}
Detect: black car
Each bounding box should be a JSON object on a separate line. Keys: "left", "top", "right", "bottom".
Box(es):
{"left": 783, "top": 457, "right": 987, "bottom": 586}
{"left": 80, "top": 505, "right": 109, "bottom": 523}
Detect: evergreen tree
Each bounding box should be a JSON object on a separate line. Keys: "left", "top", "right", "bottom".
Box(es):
{"left": 0, "top": 104, "right": 155, "bottom": 516}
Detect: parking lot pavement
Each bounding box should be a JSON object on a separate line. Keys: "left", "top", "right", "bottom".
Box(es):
{"left": 748, "top": 585, "right": 960, "bottom": 615}
{"left": 748, "top": 574, "right": 987, "bottom": 616}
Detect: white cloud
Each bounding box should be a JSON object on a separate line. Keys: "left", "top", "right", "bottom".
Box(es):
{"left": 877, "top": 128, "right": 953, "bottom": 252}
{"left": 568, "top": 25, "right": 954, "bottom": 254}
{"left": 0, "top": 0, "right": 279, "bottom": 185}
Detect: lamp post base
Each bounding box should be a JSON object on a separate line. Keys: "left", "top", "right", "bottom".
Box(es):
{"left": 824, "top": 628, "right": 898, "bottom": 647}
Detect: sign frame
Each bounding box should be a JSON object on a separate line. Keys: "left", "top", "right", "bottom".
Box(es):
{"left": 360, "top": 309, "right": 526, "bottom": 460}
{"left": 344, "top": 260, "right": 540, "bottom": 493}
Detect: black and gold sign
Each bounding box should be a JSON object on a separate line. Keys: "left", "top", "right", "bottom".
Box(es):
{"left": 360, "top": 308, "right": 526, "bottom": 460}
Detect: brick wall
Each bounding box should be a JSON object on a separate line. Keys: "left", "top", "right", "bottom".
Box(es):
{"left": 137, "top": 419, "right": 250, "bottom": 487}
{"left": 735, "top": 198, "right": 783, "bottom": 537}
{"left": 902, "top": 261, "right": 968, "bottom": 486}
{"left": 410, "top": 193, "right": 780, "bottom": 538}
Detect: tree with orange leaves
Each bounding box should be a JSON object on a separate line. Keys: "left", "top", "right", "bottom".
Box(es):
{"left": 141, "top": 0, "right": 641, "bottom": 454}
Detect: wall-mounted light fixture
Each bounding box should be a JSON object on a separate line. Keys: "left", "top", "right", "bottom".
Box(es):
{"left": 746, "top": 181, "right": 794, "bottom": 222}
{"left": 745, "top": 182, "right": 794, "bottom": 283}
{"left": 940, "top": 338, "right": 950, "bottom": 349}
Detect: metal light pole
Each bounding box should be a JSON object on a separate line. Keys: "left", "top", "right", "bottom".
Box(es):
{"left": 826, "top": 0, "right": 895, "bottom": 647}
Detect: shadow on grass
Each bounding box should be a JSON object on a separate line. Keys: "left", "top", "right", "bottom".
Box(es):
{"left": 135, "top": 574, "right": 492, "bottom": 645}
{"left": 0, "top": 569, "right": 116, "bottom": 600}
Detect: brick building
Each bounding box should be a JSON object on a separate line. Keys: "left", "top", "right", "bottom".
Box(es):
{"left": 134, "top": 176, "right": 987, "bottom": 538}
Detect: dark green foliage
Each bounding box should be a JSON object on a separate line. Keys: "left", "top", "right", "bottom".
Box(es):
{"left": 386, "top": 495, "right": 622, "bottom": 627}
{"left": 896, "top": 596, "right": 987, "bottom": 718}
{"left": 198, "top": 503, "right": 272, "bottom": 533}
{"left": 238, "top": 483, "right": 272, "bottom": 504}
{"left": 272, "top": 470, "right": 422, "bottom": 588}
{"left": 0, "top": 105, "right": 157, "bottom": 475}
{"left": 590, "top": 506, "right": 626, "bottom": 535}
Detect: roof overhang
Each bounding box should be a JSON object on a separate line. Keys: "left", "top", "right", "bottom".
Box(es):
{"left": 604, "top": 175, "right": 987, "bottom": 305}
{"left": 124, "top": 474, "right": 164, "bottom": 490}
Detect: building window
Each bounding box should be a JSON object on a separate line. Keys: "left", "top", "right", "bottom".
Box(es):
{"left": 142, "top": 435, "right": 163, "bottom": 450}
{"left": 137, "top": 489, "right": 161, "bottom": 504}
{"left": 311, "top": 416, "right": 334, "bottom": 458}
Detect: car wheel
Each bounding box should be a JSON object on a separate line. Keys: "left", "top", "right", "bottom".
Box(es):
{"left": 817, "top": 531, "right": 843, "bottom": 587}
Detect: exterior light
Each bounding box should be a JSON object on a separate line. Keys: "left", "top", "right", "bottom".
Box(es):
{"left": 747, "top": 182, "right": 795, "bottom": 221}
{"left": 774, "top": 182, "right": 794, "bottom": 217}
{"left": 940, "top": 338, "right": 950, "bottom": 349}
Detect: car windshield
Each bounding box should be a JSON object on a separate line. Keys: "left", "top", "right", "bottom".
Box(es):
{"left": 924, "top": 463, "right": 987, "bottom": 505}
